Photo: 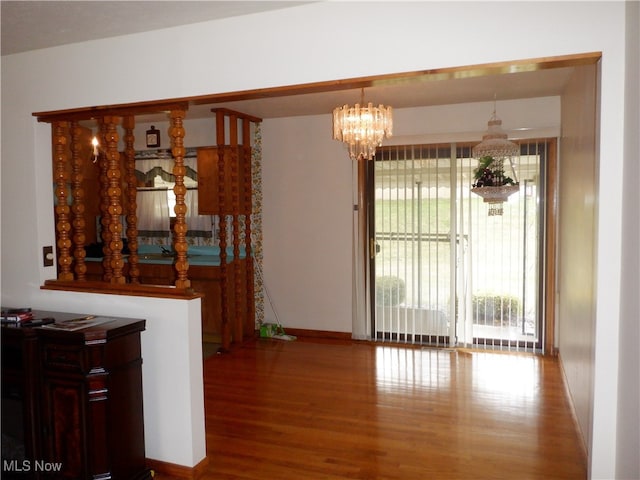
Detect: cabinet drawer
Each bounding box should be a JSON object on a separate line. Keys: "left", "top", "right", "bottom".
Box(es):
{"left": 43, "top": 344, "right": 85, "bottom": 372}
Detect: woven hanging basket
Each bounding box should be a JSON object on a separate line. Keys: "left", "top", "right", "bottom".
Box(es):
{"left": 471, "top": 185, "right": 520, "bottom": 204}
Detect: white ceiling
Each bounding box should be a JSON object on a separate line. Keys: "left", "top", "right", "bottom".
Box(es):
{"left": 1, "top": 1, "right": 573, "bottom": 120}
{"left": 0, "top": 1, "right": 308, "bottom": 56}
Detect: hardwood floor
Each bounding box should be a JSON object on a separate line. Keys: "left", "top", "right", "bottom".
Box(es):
{"left": 158, "top": 338, "right": 587, "bottom": 479}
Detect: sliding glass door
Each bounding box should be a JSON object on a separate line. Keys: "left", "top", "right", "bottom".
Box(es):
{"left": 372, "top": 145, "right": 455, "bottom": 346}
{"left": 371, "top": 141, "right": 548, "bottom": 352}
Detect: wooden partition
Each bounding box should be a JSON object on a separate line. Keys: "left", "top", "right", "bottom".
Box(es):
{"left": 197, "top": 108, "right": 261, "bottom": 351}
{"left": 35, "top": 102, "right": 261, "bottom": 352}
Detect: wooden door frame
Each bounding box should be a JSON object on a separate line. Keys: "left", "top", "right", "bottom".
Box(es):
{"left": 544, "top": 138, "right": 559, "bottom": 355}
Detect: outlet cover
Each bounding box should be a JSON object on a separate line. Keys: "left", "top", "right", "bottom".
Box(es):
{"left": 43, "top": 246, "right": 54, "bottom": 267}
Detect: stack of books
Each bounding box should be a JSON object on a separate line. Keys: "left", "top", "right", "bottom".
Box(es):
{"left": 1, "top": 307, "right": 34, "bottom": 325}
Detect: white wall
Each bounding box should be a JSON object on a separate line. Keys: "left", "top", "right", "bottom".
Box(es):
{"left": 33, "top": 291, "right": 205, "bottom": 467}
{"left": 616, "top": 2, "right": 640, "bottom": 478}
{"left": 262, "top": 113, "right": 354, "bottom": 332}
{"left": 1, "top": 2, "right": 632, "bottom": 477}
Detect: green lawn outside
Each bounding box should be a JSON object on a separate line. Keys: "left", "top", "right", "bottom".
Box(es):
{"left": 374, "top": 192, "right": 539, "bottom": 330}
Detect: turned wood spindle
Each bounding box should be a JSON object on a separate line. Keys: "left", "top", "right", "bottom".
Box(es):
{"left": 70, "top": 122, "right": 87, "bottom": 280}
{"left": 229, "top": 115, "right": 244, "bottom": 341}
{"left": 103, "top": 116, "right": 125, "bottom": 284}
{"left": 215, "top": 110, "right": 230, "bottom": 350}
{"left": 242, "top": 119, "right": 255, "bottom": 336}
{"left": 97, "top": 119, "right": 113, "bottom": 282}
{"left": 123, "top": 116, "right": 140, "bottom": 283}
{"left": 169, "top": 109, "right": 191, "bottom": 289}
{"left": 53, "top": 121, "right": 73, "bottom": 280}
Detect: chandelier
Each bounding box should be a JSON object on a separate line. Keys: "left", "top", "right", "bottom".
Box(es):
{"left": 472, "top": 110, "right": 520, "bottom": 160}
{"left": 471, "top": 104, "right": 520, "bottom": 216}
{"left": 333, "top": 89, "right": 393, "bottom": 160}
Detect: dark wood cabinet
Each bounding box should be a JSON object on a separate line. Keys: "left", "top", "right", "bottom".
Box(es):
{"left": 1, "top": 311, "right": 151, "bottom": 479}
{"left": 1, "top": 326, "right": 43, "bottom": 473}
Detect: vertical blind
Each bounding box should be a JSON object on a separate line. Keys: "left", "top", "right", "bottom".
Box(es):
{"left": 374, "top": 145, "right": 454, "bottom": 347}
{"left": 373, "top": 141, "right": 546, "bottom": 352}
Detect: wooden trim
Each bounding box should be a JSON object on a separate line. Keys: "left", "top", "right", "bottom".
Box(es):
{"left": 41, "top": 279, "right": 203, "bottom": 300}
{"left": 34, "top": 101, "right": 189, "bottom": 123}
{"left": 278, "top": 327, "right": 352, "bottom": 341}
{"left": 33, "top": 52, "right": 601, "bottom": 122}
{"left": 191, "top": 52, "right": 602, "bottom": 105}
{"left": 557, "top": 352, "right": 590, "bottom": 464}
{"left": 544, "top": 138, "right": 558, "bottom": 355}
{"left": 146, "top": 456, "right": 210, "bottom": 480}
{"left": 210, "top": 107, "right": 262, "bottom": 124}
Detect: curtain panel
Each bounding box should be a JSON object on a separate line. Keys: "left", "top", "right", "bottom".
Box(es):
{"left": 135, "top": 148, "right": 214, "bottom": 245}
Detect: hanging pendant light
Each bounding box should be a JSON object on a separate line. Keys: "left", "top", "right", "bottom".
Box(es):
{"left": 333, "top": 88, "right": 393, "bottom": 160}
{"left": 471, "top": 99, "right": 520, "bottom": 216}
{"left": 472, "top": 113, "right": 520, "bottom": 160}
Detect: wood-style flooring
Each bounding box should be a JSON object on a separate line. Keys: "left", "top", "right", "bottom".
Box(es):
{"left": 158, "top": 338, "right": 587, "bottom": 479}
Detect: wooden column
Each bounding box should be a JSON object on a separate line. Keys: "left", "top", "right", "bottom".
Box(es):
{"left": 210, "top": 108, "right": 261, "bottom": 346}
{"left": 229, "top": 114, "right": 244, "bottom": 342}
{"left": 544, "top": 139, "right": 558, "bottom": 355}
{"left": 70, "top": 122, "right": 87, "bottom": 280}
{"left": 169, "top": 109, "right": 190, "bottom": 289}
{"left": 242, "top": 119, "right": 255, "bottom": 337}
{"left": 52, "top": 121, "right": 73, "bottom": 280}
{"left": 216, "top": 110, "right": 230, "bottom": 350}
{"left": 103, "top": 116, "right": 125, "bottom": 284}
{"left": 122, "top": 116, "right": 140, "bottom": 284}
{"left": 98, "top": 119, "right": 113, "bottom": 282}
